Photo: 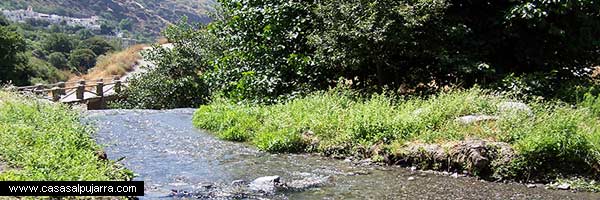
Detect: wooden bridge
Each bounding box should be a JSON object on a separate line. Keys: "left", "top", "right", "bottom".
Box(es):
{"left": 14, "top": 76, "right": 126, "bottom": 109}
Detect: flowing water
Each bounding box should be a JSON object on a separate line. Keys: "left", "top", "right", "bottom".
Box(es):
{"left": 87, "top": 109, "right": 600, "bottom": 199}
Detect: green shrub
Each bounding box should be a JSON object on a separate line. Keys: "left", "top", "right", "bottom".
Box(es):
{"left": 193, "top": 101, "right": 261, "bottom": 142}
{"left": 508, "top": 108, "right": 597, "bottom": 179}
{"left": 0, "top": 92, "right": 132, "bottom": 181}
{"left": 111, "top": 20, "right": 214, "bottom": 109}
{"left": 68, "top": 48, "right": 97, "bottom": 73}
{"left": 254, "top": 128, "right": 306, "bottom": 153}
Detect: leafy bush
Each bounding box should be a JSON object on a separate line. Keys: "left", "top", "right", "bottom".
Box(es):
{"left": 0, "top": 91, "right": 132, "bottom": 181}
{"left": 0, "top": 24, "right": 29, "bottom": 85}
{"left": 27, "top": 56, "right": 68, "bottom": 84}
{"left": 111, "top": 19, "right": 217, "bottom": 109}
{"left": 47, "top": 52, "right": 68, "bottom": 69}
{"left": 111, "top": 67, "right": 207, "bottom": 109}
{"left": 176, "top": 0, "right": 600, "bottom": 103}
{"left": 203, "top": 0, "right": 326, "bottom": 103}
{"left": 42, "top": 33, "right": 73, "bottom": 54}
{"left": 68, "top": 48, "right": 97, "bottom": 73}
{"left": 77, "top": 37, "right": 115, "bottom": 56}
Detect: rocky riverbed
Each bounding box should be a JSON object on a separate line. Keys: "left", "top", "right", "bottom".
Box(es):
{"left": 87, "top": 109, "right": 600, "bottom": 199}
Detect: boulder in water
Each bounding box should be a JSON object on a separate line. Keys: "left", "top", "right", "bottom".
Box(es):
{"left": 286, "top": 174, "right": 332, "bottom": 191}
{"left": 249, "top": 176, "right": 282, "bottom": 194}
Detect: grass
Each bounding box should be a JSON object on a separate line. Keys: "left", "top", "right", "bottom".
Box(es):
{"left": 193, "top": 87, "right": 600, "bottom": 183}
{"left": 71, "top": 44, "right": 146, "bottom": 81}
{"left": 0, "top": 91, "right": 133, "bottom": 181}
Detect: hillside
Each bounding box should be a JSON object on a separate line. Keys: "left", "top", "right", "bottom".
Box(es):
{"left": 0, "top": 0, "right": 214, "bottom": 38}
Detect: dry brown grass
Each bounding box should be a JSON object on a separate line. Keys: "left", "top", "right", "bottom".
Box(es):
{"left": 157, "top": 37, "right": 169, "bottom": 45}
{"left": 592, "top": 66, "right": 600, "bottom": 79}
{"left": 70, "top": 44, "right": 147, "bottom": 81}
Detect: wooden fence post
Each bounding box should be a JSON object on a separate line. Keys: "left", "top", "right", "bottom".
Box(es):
{"left": 34, "top": 84, "right": 44, "bottom": 95}
{"left": 76, "top": 80, "right": 85, "bottom": 100}
{"left": 51, "top": 87, "right": 61, "bottom": 101}
{"left": 96, "top": 79, "right": 104, "bottom": 97}
{"left": 113, "top": 76, "right": 122, "bottom": 94}
{"left": 57, "top": 82, "right": 66, "bottom": 95}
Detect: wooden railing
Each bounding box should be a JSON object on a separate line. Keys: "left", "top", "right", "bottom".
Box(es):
{"left": 15, "top": 76, "right": 126, "bottom": 102}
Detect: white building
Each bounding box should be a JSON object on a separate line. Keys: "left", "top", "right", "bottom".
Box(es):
{"left": 1, "top": 6, "right": 100, "bottom": 30}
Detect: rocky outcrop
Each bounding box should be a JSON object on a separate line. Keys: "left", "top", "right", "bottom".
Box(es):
{"left": 391, "top": 139, "right": 515, "bottom": 178}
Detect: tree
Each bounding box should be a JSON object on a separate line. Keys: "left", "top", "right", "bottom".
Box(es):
{"left": 100, "top": 23, "right": 115, "bottom": 35}
{"left": 0, "top": 15, "right": 9, "bottom": 26}
{"left": 118, "top": 19, "right": 133, "bottom": 31}
{"left": 199, "top": 0, "right": 599, "bottom": 102}
{"left": 0, "top": 25, "right": 29, "bottom": 85}
{"left": 68, "top": 49, "right": 97, "bottom": 73}
{"left": 76, "top": 29, "right": 94, "bottom": 40}
{"left": 206, "top": 0, "right": 320, "bottom": 103}
{"left": 77, "top": 37, "right": 115, "bottom": 56}
{"left": 48, "top": 52, "right": 68, "bottom": 69}
{"left": 42, "top": 33, "right": 73, "bottom": 54}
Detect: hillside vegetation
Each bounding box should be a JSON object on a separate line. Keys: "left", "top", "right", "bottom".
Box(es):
{"left": 0, "top": 0, "right": 214, "bottom": 37}
{"left": 77, "top": 44, "right": 145, "bottom": 81}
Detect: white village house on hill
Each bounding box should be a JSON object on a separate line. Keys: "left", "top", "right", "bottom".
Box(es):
{"left": 1, "top": 6, "right": 100, "bottom": 30}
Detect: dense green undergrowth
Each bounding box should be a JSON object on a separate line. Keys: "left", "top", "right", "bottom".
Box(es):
{"left": 193, "top": 88, "right": 600, "bottom": 182}
{"left": 0, "top": 91, "right": 132, "bottom": 181}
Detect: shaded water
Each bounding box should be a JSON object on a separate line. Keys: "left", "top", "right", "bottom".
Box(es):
{"left": 87, "top": 109, "right": 600, "bottom": 199}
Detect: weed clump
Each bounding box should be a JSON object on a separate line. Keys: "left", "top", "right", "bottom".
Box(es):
{"left": 0, "top": 92, "right": 132, "bottom": 181}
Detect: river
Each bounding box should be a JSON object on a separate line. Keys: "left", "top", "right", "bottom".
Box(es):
{"left": 87, "top": 109, "right": 600, "bottom": 199}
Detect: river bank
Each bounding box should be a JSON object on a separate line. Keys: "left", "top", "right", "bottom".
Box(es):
{"left": 90, "top": 108, "right": 600, "bottom": 199}
{"left": 192, "top": 88, "right": 600, "bottom": 191}
{"left": 0, "top": 91, "right": 132, "bottom": 181}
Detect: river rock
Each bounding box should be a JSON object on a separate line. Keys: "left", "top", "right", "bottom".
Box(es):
{"left": 231, "top": 180, "right": 245, "bottom": 186}
{"left": 249, "top": 176, "right": 282, "bottom": 194}
{"left": 447, "top": 139, "right": 489, "bottom": 173}
{"left": 393, "top": 139, "right": 515, "bottom": 177}
{"left": 455, "top": 115, "right": 498, "bottom": 124}
{"left": 408, "top": 176, "right": 416, "bottom": 181}
{"left": 95, "top": 150, "right": 108, "bottom": 160}
{"left": 286, "top": 175, "right": 331, "bottom": 191}
{"left": 451, "top": 173, "right": 459, "bottom": 178}
{"left": 498, "top": 102, "right": 532, "bottom": 116}
{"left": 556, "top": 183, "right": 571, "bottom": 190}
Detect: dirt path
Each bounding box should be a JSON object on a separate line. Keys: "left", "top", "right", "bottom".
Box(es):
{"left": 120, "top": 43, "right": 174, "bottom": 81}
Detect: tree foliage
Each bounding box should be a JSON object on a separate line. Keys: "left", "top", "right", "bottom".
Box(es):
{"left": 0, "top": 25, "right": 29, "bottom": 85}
{"left": 48, "top": 52, "right": 68, "bottom": 69}
{"left": 112, "top": 20, "right": 210, "bottom": 109}
{"left": 204, "top": 0, "right": 324, "bottom": 103}
{"left": 42, "top": 33, "right": 73, "bottom": 54}
{"left": 68, "top": 48, "right": 97, "bottom": 73}
{"left": 77, "top": 37, "right": 115, "bottom": 56}
{"left": 118, "top": 0, "right": 600, "bottom": 107}
{"left": 196, "top": 0, "right": 600, "bottom": 102}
